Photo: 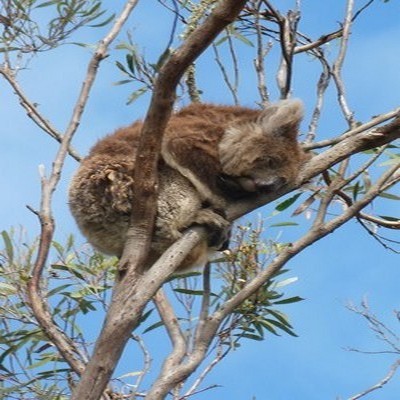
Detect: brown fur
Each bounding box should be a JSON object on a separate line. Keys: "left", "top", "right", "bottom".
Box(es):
{"left": 69, "top": 100, "right": 308, "bottom": 271}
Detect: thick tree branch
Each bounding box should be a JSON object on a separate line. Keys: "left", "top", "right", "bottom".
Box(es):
{"left": 119, "top": 0, "right": 248, "bottom": 276}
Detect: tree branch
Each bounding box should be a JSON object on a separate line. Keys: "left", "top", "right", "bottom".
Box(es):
{"left": 25, "top": 0, "right": 140, "bottom": 385}
{"left": 347, "top": 359, "right": 400, "bottom": 400}
{"left": 0, "top": 65, "right": 81, "bottom": 162}
{"left": 332, "top": 0, "right": 355, "bottom": 127}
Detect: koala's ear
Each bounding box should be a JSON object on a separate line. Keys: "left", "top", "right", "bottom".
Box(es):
{"left": 258, "top": 99, "right": 304, "bottom": 139}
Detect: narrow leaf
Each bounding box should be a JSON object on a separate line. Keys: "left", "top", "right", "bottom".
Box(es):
{"left": 1, "top": 231, "right": 14, "bottom": 263}
{"left": 275, "top": 193, "right": 302, "bottom": 212}
{"left": 274, "top": 296, "right": 304, "bottom": 305}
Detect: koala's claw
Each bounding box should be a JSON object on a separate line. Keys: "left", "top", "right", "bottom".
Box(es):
{"left": 194, "top": 208, "right": 231, "bottom": 250}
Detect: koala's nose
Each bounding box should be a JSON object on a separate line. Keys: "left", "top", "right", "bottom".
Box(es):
{"left": 256, "top": 177, "right": 287, "bottom": 192}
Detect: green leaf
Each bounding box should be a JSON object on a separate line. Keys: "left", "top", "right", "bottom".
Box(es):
{"left": 378, "top": 215, "right": 400, "bottom": 221}
{"left": 173, "top": 288, "right": 204, "bottom": 296}
{"left": 275, "top": 193, "right": 302, "bottom": 212}
{"left": 126, "top": 87, "right": 148, "bottom": 105}
{"left": 379, "top": 157, "right": 400, "bottom": 166}
{"left": 137, "top": 308, "right": 154, "bottom": 325}
{"left": 214, "top": 35, "right": 228, "bottom": 46}
{"left": 12, "top": 0, "right": 25, "bottom": 12}
{"left": 1, "top": 230, "right": 14, "bottom": 263}
{"left": 27, "top": 353, "right": 59, "bottom": 369}
{"left": 267, "top": 309, "right": 291, "bottom": 326}
{"left": 0, "top": 282, "right": 17, "bottom": 296}
{"left": 379, "top": 192, "right": 400, "bottom": 200}
{"left": 274, "top": 296, "right": 304, "bottom": 305}
{"left": 258, "top": 320, "right": 279, "bottom": 335}
{"left": 167, "top": 271, "right": 202, "bottom": 280}
{"left": 143, "top": 320, "right": 164, "bottom": 334}
{"left": 37, "top": 368, "right": 70, "bottom": 377}
{"left": 267, "top": 318, "right": 298, "bottom": 337}
{"left": 36, "top": 0, "right": 57, "bottom": 8}
{"left": 52, "top": 240, "right": 64, "bottom": 256}
{"left": 47, "top": 284, "right": 73, "bottom": 297}
{"left": 352, "top": 181, "right": 361, "bottom": 200}
{"left": 126, "top": 54, "right": 135, "bottom": 73}
{"left": 274, "top": 277, "right": 298, "bottom": 288}
{"left": 232, "top": 32, "right": 254, "bottom": 47}
{"left": 155, "top": 47, "right": 172, "bottom": 70}
{"left": 270, "top": 222, "right": 298, "bottom": 228}
{"left": 238, "top": 333, "right": 264, "bottom": 341}
{"left": 88, "top": 13, "right": 115, "bottom": 28}
{"left": 116, "top": 60, "right": 128, "bottom": 74}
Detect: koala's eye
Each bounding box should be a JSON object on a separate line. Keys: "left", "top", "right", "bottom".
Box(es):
{"left": 265, "top": 158, "right": 280, "bottom": 169}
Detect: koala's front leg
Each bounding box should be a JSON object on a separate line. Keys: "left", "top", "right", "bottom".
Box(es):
{"left": 193, "top": 207, "right": 231, "bottom": 251}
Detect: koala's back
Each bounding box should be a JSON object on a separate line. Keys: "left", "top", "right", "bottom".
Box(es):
{"left": 69, "top": 123, "right": 203, "bottom": 260}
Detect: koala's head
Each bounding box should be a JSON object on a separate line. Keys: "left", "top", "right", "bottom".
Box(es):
{"left": 218, "top": 99, "right": 309, "bottom": 197}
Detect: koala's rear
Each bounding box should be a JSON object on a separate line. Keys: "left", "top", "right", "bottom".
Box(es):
{"left": 69, "top": 100, "right": 308, "bottom": 271}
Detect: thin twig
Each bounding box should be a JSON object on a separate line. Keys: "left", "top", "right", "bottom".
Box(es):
{"left": 212, "top": 39, "right": 239, "bottom": 105}
{"left": 304, "top": 106, "right": 400, "bottom": 150}
{"left": 305, "top": 55, "right": 331, "bottom": 143}
{"left": 347, "top": 359, "right": 400, "bottom": 400}
{"left": 332, "top": 0, "right": 355, "bottom": 127}
{"left": 0, "top": 65, "right": 81, "bottom": 161}
{"left": 253, "top": 0, "right": 270, "bottom": 104}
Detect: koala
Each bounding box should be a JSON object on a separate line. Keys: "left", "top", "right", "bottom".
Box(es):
{"left": 69, "top": 99, "right": 308, "bottom": 271}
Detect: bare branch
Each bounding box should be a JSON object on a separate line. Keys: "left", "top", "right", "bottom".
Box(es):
{"left": 305, "top": 55, "right": 331, "bottom": 143}
{"left": 332, "top": 0, "right": 355, "bottom": 127}
{"left": 0, "top": 65, "right": 81, "bottom": 161}
{"left": 304, "top": 106, "right": 400, "bottom": 150}
{"left": 212, "top": 39, "right": 239, "bottom": 105}
{"left": 253, "top": 0, "right": 271, "bottom": 104}
{"left": 347, "top": 360, "right": 400, "bottom": 400}
{"left": 182, "top": 343, "right": 225, "bottom": 399}
{"left": 346, "top": 299, "right": 400, "bottom": 400}
{"left": 198, "top": 264, "right": 211, "bottom": 330}
{"left": 294, "top": 29, "right": 343, "bottom": 54}
{"left": 153, "top": 288, "right": 187, "bottom": 372}
{"left": 129, "top": 333, "right": 152, "bottom": 394}
{"left": 265, "top": 2, "right": 299, "bottom": 98}
{"left": 185, "top": 63, "right": 202, "bottom": 103}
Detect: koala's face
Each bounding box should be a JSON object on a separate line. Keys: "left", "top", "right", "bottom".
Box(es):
{"left": 218, "top": 99, "right": 309, "bottom": 198}
{"left": 235, "top": 158, "right": 289, "bottom": 193}
{"left": 222, "top": 149, "right": 303, "bottom": 195}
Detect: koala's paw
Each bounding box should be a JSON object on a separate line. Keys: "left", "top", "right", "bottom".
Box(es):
{"left": 194, "top": 208, "right": 231, "bottom": 250}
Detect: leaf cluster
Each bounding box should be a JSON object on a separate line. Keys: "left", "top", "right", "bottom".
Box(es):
{"left": 0, "top": 0, "right": 113, "bottom": 56}
{"left": 215, "top": 223, "right": 302, "bottom": 343}
{"left": 0, "top": 229, "right": 117, "bottom": 398}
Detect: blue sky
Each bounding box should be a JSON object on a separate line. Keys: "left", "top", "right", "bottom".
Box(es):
{"left": 1, "top": 0, "right": 400, "bottom": 398}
